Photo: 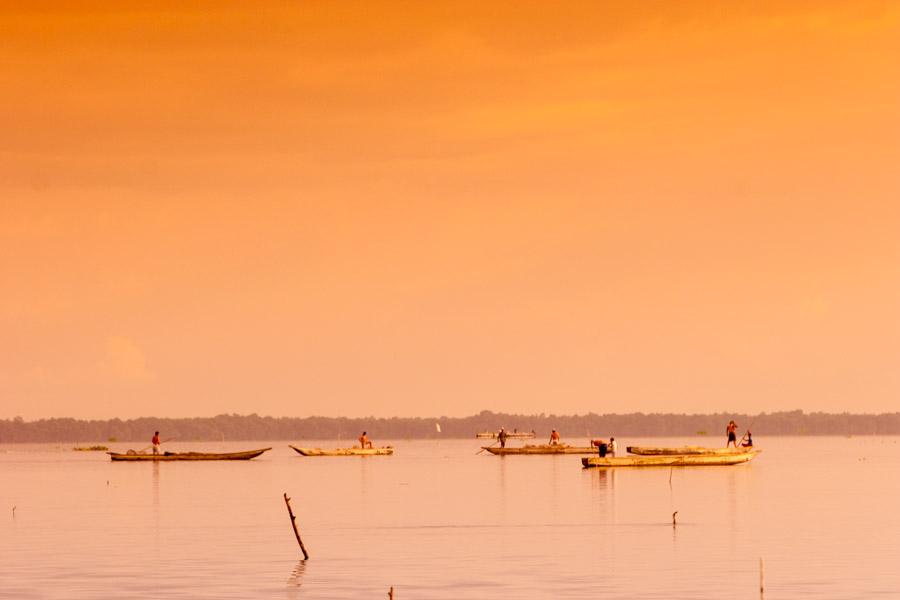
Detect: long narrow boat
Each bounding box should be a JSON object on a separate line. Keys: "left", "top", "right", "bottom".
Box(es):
{"left": 108, "top": 448, "right": 271, "bottom": 461}
{"left": 482, "top": 444, "right": 596, "bottom": 455}
{"left": 627, "top": 445, "right": 756, "bottom": 456}
{"left": 582, "top": 450, "right": 760, "bottom": 468}
{"left": 475, "top": 431, "right": 536, "bottom": 439}
{"left": 289, "top": 445, "right": 394, "bottom": 456}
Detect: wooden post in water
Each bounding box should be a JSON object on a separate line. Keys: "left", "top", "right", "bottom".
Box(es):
{"left": 283, "top": 493, "right": 309, "bottom": 560}
{"left": 760, "top": 557, "right": 765, "bottom": 597}
{"left": 388, "top": 586, "right": 394, "bottom": 599}
{"left": 672, "top": 511, "right": 678, "bottom": 526}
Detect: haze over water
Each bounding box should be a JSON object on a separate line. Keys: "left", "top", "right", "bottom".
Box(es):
{"left": 2, "top": 436, "right": 898, "bottom": 599}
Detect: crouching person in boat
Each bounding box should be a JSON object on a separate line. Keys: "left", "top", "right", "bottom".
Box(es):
{"left": 549, "top": 429, "right": 561, "bottom": 445}
{"left": 359, "top": 431, "right": 373, "bottom": 449}
{"left": 591, "top": 438, "right": 609, "bottom": 457}
{"left": 741, "top": 430, "right": 753, "bottom": 448}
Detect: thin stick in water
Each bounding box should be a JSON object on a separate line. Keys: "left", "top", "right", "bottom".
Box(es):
{"left": 760, "top": 557, "right": 765, "bottom": 597}
{"left": 388, "top": 586, "right": 394, "bottom": 599}
{"left": 283, "top": 493, "right": 310, "bottom": 560}
{"left": 672, "top": 511, "right": 678, "bottom": 526}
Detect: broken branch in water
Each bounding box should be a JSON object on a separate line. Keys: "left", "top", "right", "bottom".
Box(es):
{"left": 283, "top": 493, "right": 310, "bottom": 560}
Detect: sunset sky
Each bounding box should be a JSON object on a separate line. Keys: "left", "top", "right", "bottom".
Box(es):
{"left": 2, "top": 1, "right": 898, "bottom": 420}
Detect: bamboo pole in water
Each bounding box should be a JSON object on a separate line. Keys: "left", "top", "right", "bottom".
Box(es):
{"left": 283, "top": 493, "right": 310, "bottom": 560}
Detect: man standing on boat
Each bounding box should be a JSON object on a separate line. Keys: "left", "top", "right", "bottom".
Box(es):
{"left": 498, "top": 427, "right": 509, "bottom": 449}
{"left": 359, "top": 431, "right": 373, "bottom": 449}
{"left": 549, "top": 429, "right": 561, "bottom": 445}
{"left": 151, "top": 431, "right": 161, "bottom": 455}
{"left": 726, "top": 420, "right": 738, "bottom": 447}
{"left": 608, "top": 437, "right": 617, "bottom": 456}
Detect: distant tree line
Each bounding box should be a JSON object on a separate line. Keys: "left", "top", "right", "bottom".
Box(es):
{"left": 1, "top": 410, "right": 899, "bottom": 443}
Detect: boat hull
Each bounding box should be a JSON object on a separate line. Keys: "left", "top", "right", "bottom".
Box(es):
{"left": 582, "top": 450, "right": 760, "bottom": 468}
{"left": 483, "top": 445, "right": 596, "bottom": 455}
{"left": 289, "top": 445, "right": 393, "bottom": 456}
{"left": 627, "top": 445, "right": 756, "bottom": 456}
{"left": 108, "top": 448, "right": 271, "bottom": 461}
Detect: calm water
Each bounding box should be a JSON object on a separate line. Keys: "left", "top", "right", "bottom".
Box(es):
{"left": 1, "top": 436, "right": 898, "bottom": 599}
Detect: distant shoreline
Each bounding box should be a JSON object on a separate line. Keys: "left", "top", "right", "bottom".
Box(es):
{"left": 2, "top": 410, "right": 898, "bottom": 443}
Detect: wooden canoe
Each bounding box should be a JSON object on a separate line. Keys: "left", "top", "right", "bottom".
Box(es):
{"left": 627, "top": 445, "right": 756, "bottom": 456}
{"left": 482, "top": 444, "right": 596, "bottom": 455}
{"left": 582, "top": 450, "right": 760, "bottom": 468}
{"left": 289, "top": 445, "right": 394, "bottom": 456}
{"left": 108, "top": 448, "right": 271, "bottom": 461}
{"left": 475, "top": 431, "right": 536, "bottom": 439}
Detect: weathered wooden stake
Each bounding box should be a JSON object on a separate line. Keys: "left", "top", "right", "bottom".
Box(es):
{"left": 760, "top": 557, "right": 765, "bottom": 597}
{"left": 283, "top": 493, "right": 309, "bottom": 560}
{"left": 672, "top": 511, "right": 678, "bottom": 526}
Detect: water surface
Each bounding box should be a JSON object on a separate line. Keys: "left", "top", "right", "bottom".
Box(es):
{"left": 2, "top": 436, "right": 898, "bottom": 598}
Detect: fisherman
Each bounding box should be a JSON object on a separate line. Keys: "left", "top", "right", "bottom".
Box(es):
{"left": 359, "top": 431, "right": 373, "bottom": 449}
{"left": 151, "top": 431, "right": 161, "bottom": 455}
{"left": 741, "top": 430, "right": 753, "bottom": 448}
{"left": 498, "top": 427, "right": 509, "bottom": 449}
{"left": 607, "top": 437, "right": 617, "bottom": 456}
{"left": 549, "top": 429, "right": 561, "bottom": 445}
{"left": 591, "top": 438, "right": 608, "bottom": 457}
{"left": 726, "top": 420, "right": 738, "bottom": 448}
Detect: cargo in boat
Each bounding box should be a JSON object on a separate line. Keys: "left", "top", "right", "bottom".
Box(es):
{"left": 475, "top": 431, "right": 536, "bottom": 439}
{"left": 626, "top": 445, "right": 756, "bottom": 456}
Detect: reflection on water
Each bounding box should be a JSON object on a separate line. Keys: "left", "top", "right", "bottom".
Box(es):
{"left": 287, "top": 559, "right": 307, "bottom": 587}
{"left": 286, "top": 560, "right": 308, "bottom": 600}
{"left": 593, "top": 467, "right": 609, "bottom": 489}
{"left": 152, "top": 461, "right": 160, "bottom": 506}
{"left": 1, "top": 438, "right": 899, "bottom": 599}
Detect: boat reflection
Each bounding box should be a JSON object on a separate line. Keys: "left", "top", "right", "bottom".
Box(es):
{"left": 591, "top": 467, "right": 616, "bottom": 490}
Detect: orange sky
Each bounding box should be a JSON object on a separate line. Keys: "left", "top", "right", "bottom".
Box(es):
{"left": 2, "top": 1, "right": 898, "bottom": 419}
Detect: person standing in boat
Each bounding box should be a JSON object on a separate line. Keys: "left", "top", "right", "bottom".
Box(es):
{"left": 607, "top": 437, "right": 617, "bottom": 456}
{"left": 591, "top": 438, "right": 608, "bottom": 457}
{"left": 549, "top": 429, "right": 561, "bottom": 445}
{"left": 498, "top": 427, "right": 509, "bottom": 449}
{"left": 359, "top": 431, "right": 373, "bottom": 449}
{"left": 151, "top": 431, "right": 161, "bottom": 455}
{"left": 726, "top": 420, "right": 738, "bottom": 447}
